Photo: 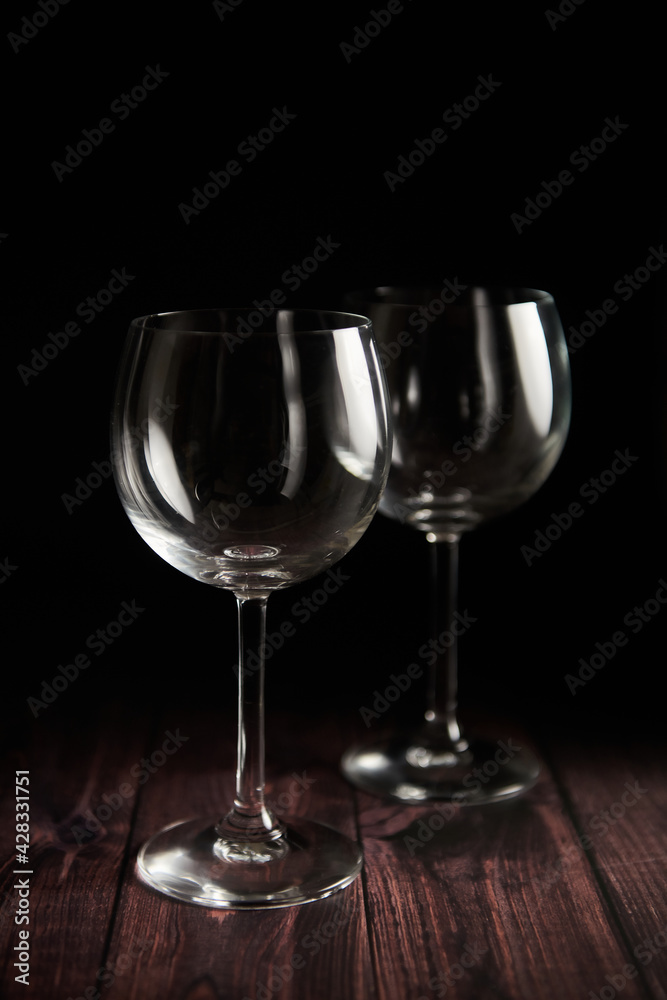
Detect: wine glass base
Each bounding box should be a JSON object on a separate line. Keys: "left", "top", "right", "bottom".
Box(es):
{"left": 341, "top": 732, "right": 540, "bottom": 804}
{"left": 136, "top": 816, "right": 363, "bottom": 909}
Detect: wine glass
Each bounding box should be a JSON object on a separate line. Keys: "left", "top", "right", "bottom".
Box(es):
{"left": 340, "top": 286, "right": 571, "bottom": 803}
{"left": 111, "top": 308, "right": 391, "bottom": 907}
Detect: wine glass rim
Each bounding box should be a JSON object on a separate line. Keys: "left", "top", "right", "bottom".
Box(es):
{"left": 128, "top": 307, "right": 373, "bottom": 336}
{"left": 346, "top": 285, "right": 555, "bottom": 307}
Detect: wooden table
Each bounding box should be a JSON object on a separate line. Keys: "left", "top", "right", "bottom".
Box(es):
{"left": 2, "top": 701, "right": 666, "bottom": 1000}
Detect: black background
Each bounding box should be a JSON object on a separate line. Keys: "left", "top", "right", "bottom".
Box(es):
{"left": 2, "top": 2, "right": 665, "bottom": 742}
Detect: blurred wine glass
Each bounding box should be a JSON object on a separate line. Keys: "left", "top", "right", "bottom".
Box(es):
{"left": 341, "top": 286, "right": 571, "bottom": 803}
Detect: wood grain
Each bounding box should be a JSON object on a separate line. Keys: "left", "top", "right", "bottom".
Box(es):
{"left": 545, "top": 735, "right": 667, "bottom": 1000}
{"left": 356, "top": 773, "right": 651, "bottom": 999}
{"left": 103, "top": 709, "right": 375, "bottom": 1000}
{"left": 0, "top": 702, "right": 153, "bottom": 1000}
{"left": 2, "top": 707, "right": 667, "bottom": 1000}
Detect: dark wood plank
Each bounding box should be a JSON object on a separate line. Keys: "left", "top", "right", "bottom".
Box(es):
{"left": 5, "top": 704, "right": 665, "bottom": 1000}
{"left": 101, "top": 709, "right": 376, "bottom": 1000}
{"left": 355, "top": 721, "right": 651, "bottom": 1000}
{"left": 0, "top": 702, "right": 153, "bottom": 1000}
{"left": 545, "top": 735, "right": 667, "bottom": 1000}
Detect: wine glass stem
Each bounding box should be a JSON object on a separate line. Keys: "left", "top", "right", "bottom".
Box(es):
{"left": 219, "top": 595, "right": 282, "bottom": 840}
{"left": 427, "top": 537, "right": 466, "bottom": 749}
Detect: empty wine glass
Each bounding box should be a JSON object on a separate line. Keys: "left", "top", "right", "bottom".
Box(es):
{"left": 111, "top": 308, "right": 391, "bottom": 906}
{"left": 340, "top": 286, "right": 571, "bottom": 803}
